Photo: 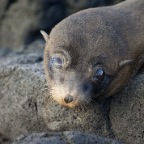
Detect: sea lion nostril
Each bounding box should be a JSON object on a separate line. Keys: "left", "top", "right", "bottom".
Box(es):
{"left": 64, "top": 95, "right": 74, "bottom": 103}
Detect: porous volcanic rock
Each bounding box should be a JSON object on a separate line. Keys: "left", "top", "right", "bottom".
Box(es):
{"left": 13, "top": 131, "right": 121, "bottom": 144}
{"left": 0, "top": 41, "right": 143, "bottom": 144}
{"left": 110, "top": 73, "right": 144, "bottom": 144}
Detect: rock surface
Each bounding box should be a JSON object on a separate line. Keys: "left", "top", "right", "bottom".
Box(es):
{"left": 110, "top": 73, "right": 144, "bottom": 144}
{"left": 0, "top": 41, "right": 48, "bottom": 140}
{"left": 0, "top": 0, "right": 65, "bottom": 48}
{"left": 13, "top": 131, "right": 121, "bottom": 144}
{"left": 0, "top": 41, "right": 144, "bottom": 144}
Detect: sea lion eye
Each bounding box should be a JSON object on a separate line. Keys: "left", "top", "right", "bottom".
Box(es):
{"left": 50, "top": 56, "right": 63, "bottom": 69}
{"left": 92, "top": 68, "right": 105, "bottom": 82}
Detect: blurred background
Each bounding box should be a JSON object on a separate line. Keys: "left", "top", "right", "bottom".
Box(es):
{"left": 0, "top": 0, "right": 124, "bottom": 50}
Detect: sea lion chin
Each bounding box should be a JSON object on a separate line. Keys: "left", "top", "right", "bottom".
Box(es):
{"left": 41, "top": 0, "right": 144, "bottom": 108}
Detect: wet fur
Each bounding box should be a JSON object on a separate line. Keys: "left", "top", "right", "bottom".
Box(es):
{"left": 43, "top": 0, "right": 144, "bottom": 108}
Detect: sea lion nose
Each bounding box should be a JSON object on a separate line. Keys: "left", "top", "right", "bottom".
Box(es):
{"left": 64, "top": 95, "right": 74, "bottom": 103}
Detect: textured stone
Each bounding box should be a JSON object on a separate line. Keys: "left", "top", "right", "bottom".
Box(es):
{"left": 0, "top": 0, "right": 8, "bottom": 19}
{"left": 13, "top": 131, "right": 121, "bottom": 144}
{"left": 110, "top": 73, "right": 144, "bottom": 144}
{"left": 0, "top": 41, "right": 47, "bottom": 140}
{"left": 0, "top": 0, "right": 65, "bottom": 48}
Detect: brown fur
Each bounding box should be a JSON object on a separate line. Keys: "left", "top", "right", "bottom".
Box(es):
{"left": 42, "top": 0, "right": 144, "bottom": 108}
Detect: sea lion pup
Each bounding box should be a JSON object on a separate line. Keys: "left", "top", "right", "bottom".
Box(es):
{"left": 41, "top": 0, "right": 144, "bottom": 108}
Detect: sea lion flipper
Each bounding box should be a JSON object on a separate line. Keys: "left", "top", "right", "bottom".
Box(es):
{"left": 40, "top": 30, "right": 49, "bottom": 42}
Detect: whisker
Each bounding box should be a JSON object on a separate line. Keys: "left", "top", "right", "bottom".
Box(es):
{"left": 80, "top": 104, "right": 84, "bottom": 111}
{"left": 83, "top": 98, "right": 93, "bottom": 109}
{"left": 82, "top": 104, "right": 85, "bottom": 111}
{"left": 82, "top": 103, "right": 88, "bottom": 110}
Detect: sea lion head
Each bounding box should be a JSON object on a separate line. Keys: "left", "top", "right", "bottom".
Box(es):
{"left": 42, "top": 8, "right": 134, "bottom": 108}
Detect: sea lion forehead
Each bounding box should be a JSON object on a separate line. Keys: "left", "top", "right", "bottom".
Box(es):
{"left": 49, "top": 8, "right": 109, "bottom": 38}
{"left": 49, "top": 8, "right": 120, "bottom": 43}
{"left": 49, "top": 18, "right": 86, "bottom": 45}
{"left": 48, "top": 20, "right": 88, "bottom": 52}
{"left": 48, "top": 7, "right": 125, "bottom": 59}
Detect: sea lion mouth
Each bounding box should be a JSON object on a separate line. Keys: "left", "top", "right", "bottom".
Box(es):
{"left": 62, "top": 99, "right": 85, "bottom": 108}
{"left": 54, "top": 98, "right": 80, "bottom": 108}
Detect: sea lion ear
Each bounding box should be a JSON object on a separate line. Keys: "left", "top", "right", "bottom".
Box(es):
{"left": 40, "top": 30, "right": 49, "bottom": 42}
{"left": 119, "top": 60, "right": 133, "bottom": 67}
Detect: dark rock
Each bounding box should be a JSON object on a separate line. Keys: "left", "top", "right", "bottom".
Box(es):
{"left": 0, "top": 132, "right": 12, "bottom": 144}
{"left": 0, "top": 0, "right": 9, "bottom": 19}
{"left": 0, "top": 0, "right": 65, "bottom": 48}
{"left": 0, "top": 0, "right": 124, "bottom": 49}
{"left": 0, "top": 47, "right": 13, "bottom": 58}
{"left": 64, "top": 0, "right": 105, "bottom": 16}
{"left": 13, "top": 131, "right": 121, "bottom": 144}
